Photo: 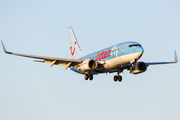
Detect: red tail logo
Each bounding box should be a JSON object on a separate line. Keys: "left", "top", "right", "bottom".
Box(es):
{"left": 70, "top": 42, "right": 76, "bottom": 56}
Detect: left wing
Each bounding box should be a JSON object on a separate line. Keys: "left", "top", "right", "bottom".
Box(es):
{"left": 111, "top": 50, "right": 178, "bottom": 73}
{"left": 145, "top": 50, "right": 178, "bottom": 66}
{"left": 1, "top": 40, "right": 83, "bottom": 69}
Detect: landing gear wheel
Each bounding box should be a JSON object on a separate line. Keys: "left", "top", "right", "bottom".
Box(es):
{"left": 114, "top": 75, "right": 118, "bottom": 82}
{"left": 85, "top": 74, "right": 89, "bottom": 80}
{"left": 118, "top": 76, "right": 122, "bottom": 82}
{"left": 89, "top": 74, "right": 93, "bottom": 80}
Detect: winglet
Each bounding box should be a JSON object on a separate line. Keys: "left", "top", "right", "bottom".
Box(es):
{"left": 1, "top": 40, "right": 12, "bottom": 54}
{"left": 174, "top": 50, "right": 178, "bottom": 62}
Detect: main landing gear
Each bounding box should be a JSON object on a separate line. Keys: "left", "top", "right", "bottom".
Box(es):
{"left": 85, "top": 74, "right": 93, "bottom": 80}
{"left": 113, "top": 69, "right": 122, "bottom": 82}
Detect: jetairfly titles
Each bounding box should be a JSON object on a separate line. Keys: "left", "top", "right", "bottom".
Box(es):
{"left": 1, "top": 26, "right": 178, "bottom": 82}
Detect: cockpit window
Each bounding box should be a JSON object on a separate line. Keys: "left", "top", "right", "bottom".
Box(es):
{"left": 129, "top": 44, "right": 141, "bottom": 47}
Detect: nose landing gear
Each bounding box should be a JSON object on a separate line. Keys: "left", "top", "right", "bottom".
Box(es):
{"left": 113, "top": 69, "right": 123, "bottom": 82}
{"left": 114, "top": 75, "right": 122, "bottom": 82}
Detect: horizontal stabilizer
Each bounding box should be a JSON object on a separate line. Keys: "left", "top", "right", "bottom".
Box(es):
{"left": 33, "top": 60, "right": 44, "bottom": 62}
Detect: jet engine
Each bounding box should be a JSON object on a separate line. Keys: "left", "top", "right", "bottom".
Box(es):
{"left": 130, "top": 62, "right": 147, "bottom": 74}
{"left": 80, "top": 59, "right": 98, "bottom": 72}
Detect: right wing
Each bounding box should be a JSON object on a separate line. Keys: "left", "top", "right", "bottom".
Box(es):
{"left": 1, "top": 40, "right": 83, "bottom": 69}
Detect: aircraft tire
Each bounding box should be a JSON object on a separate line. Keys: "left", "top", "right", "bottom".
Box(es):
{"left": 114, "top": 75, "right": 118, "bottom": 82}
{"left": 118, "top": 76, "right": 122, "bottom": 82}
{"left": 85, "top": 74, "right": 89, "bottom": 80}
{"left": 89, "top": 74, "right": 93, "bottom": 80}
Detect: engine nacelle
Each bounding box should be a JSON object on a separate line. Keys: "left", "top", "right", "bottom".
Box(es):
{"left": 130, "top": 62, "right": 147, "bottom": 74}
{"left": 80, "top": 59, "right": 98, "bottom": 72}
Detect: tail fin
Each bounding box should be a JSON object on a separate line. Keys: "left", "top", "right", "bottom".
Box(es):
{"left": 68, "top": 26, "right": 86, "bottom": 59}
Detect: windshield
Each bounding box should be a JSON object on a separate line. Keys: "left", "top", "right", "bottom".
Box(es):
{"left": 129, "top": 44, "right": 141, "bottom": 47}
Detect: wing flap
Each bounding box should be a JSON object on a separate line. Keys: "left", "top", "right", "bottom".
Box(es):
{"left": 43, "top": 59, "right": 80, "bottom": 68}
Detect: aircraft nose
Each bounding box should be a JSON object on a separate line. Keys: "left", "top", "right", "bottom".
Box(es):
{"left": 140, "top": 46, "right": 144, "bottom": 53}
{"left": 135, "top": 46, "right": 144, "bottom": 59}
{"left": 136, "top": 46, "right": 144, "bottom": 53}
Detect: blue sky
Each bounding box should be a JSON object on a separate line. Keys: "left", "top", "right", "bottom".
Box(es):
{"left": 0, "top": 0, "right": 180, "bottom": 120}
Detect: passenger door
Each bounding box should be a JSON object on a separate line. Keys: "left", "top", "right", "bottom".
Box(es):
{"left": 121, "top": 44, "right": 126, "bottom": 54}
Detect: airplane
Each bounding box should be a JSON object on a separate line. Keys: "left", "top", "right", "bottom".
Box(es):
{"left": 1, "top": 26, "right": 178, "bottom": 82}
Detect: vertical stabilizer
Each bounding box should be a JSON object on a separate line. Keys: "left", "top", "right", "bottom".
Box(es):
{"left": 68, "top": 26, "right": 86, "bottom": 59}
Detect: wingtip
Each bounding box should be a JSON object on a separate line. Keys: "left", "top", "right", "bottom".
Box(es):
{"left": 174, "top": 50, "right": 178, "bottom": 62}
{"left": 1, "top": 40, "right": 6, "bottom": 52}
{"left": 1, "top": 40, "right": 12, "bottom": 54}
